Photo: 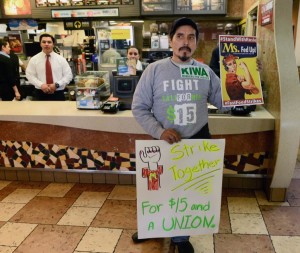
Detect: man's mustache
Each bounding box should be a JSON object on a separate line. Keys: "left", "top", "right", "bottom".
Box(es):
{"left": 179, "top": 46, "right": 191, "bottom": 52}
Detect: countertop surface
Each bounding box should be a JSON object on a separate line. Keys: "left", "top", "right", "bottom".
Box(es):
{"left": 0, "top": 101, "right": 275, "bottom": 135}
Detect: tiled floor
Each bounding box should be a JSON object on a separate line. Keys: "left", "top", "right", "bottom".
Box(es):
{"left": 0, "top": 166, "right": 299, "bottom": 253}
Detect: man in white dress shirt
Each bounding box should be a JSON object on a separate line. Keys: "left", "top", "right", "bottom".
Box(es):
{"left": 26, "top": 33, "right": 73, "bottom": 101}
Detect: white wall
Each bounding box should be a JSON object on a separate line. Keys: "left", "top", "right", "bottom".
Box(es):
{"left": 295, "top": 6, "right": 300, "bottom": 66}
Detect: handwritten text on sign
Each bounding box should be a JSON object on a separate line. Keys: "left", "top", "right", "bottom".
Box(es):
{"left": 136, "top": 139, "right": 225, "bottom": 239}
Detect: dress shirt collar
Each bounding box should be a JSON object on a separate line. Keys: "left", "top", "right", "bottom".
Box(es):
{"left": 0, "top": 51, "right": 10, "bottom": 58}
{"left": 43, "top": 51, "right": 55, "bottom": 58}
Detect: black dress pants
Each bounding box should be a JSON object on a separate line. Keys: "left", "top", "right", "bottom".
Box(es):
{"left": 35, "top": 89, "right": 65, "bottom": 101}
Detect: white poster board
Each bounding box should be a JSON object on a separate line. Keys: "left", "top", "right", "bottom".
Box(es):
{"left": 136, "top": 139, "right": 225, "bottom": 239}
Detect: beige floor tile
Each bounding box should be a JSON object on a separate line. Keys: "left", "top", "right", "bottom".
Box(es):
{"left": 75, "top": 227, "right": 122, "bottom": 253}
{"left": 214, "top": 234, "right": 275, "bottom": 253}
{"left": 255, "top": 191, "right": 290, "bottom": 206}
{"left": 227, "top": 197, "right": 260, "bottom": 213}
{"left": 57, "top": 206, "right": 99, "bottom": 226}
{"left": 114, "top": 229, "right": 172, "bottom": 253}
{"left": 37, "top": 183, "right": 74, "bottom": 197}
{"left": 261, "top": 206, "right": 300, "bottom": 236}
{"left": 293, "top": 168, "right": 300, "bottom": 179}
{"left": 0, "top": 246, "right": 17, "bottom": 253}
{"left": 1, "top": 189, "right": 41, "bottom": 204}
{"left": 230, "top": 213, "right": 268, "bottom": 234}
{"left": 287, "top": 179, "right": 300, "bottom": 199}
{"left": 108, "top": 185, "right": 137, "bottom": 200}
{"left": 0, "top": 222, "right": 37, "bottom": 246}
{"left": 271, "top": 236, "right": 300, "bottom": 253}
{"left": 190, "top": 234, "right": 214, "bottom": 253}
{"left": 10, "top": 196, "right": 75, "bottom": 224}
{"left": 0, "top": 203, "right": 26, "bottom": 222}
{"left": 64, "top": 183, "right": 115, "bottom": 199}
{"left": 13, "top": 224, "right": 87, "bottom": 253}
{"left": 73, "top": 191, "right": 110, "bottom": 208}
{"left": 219, "top": 197, "right": 231, "bottom": 234}
{"left": 0, "top": 181, "right": 11, "bottom": 191}
{"left": 91, "top": 199, "right": 137, "bottom": 229}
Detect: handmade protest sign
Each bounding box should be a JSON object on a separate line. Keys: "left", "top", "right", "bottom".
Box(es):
{"left": 135, "top": 139, "right": 225, "bottom": 239}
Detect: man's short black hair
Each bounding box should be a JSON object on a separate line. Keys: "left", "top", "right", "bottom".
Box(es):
{"left": 0, "top": 38, "right": 9, "bottom": 49}
{"left": 39, "top": 33, "right": 55, "bottom": 44}
{"left": 169, "top": 17, "right": 200, "bottom": 41}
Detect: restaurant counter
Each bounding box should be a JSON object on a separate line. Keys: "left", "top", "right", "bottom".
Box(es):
{"left": 0, "top": 101, "right": 274, "bottom": 135}
{"left": 0, "top": 101, "right": 274, "bottom": 180}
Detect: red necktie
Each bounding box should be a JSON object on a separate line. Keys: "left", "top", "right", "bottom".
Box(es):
{"left": 46, "top": 55, "right": 53, "bottom": 84}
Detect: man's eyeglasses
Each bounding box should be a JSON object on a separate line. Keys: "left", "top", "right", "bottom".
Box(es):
{"left": 129, "top": 52, "right": 138, "bottom": 55}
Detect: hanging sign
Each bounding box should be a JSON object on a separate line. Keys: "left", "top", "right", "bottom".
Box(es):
{"left": 64, "top": 20, "right": 91, "bottom": 30}
{"left": 52, "top": 8, "right": 119, "bottom": 18}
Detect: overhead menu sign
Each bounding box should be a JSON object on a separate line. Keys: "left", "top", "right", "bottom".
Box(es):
{"left": 52, "top": 8, "right": 119, "bottom": 18}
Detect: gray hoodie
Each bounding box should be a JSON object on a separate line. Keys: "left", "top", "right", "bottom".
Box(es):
{"left": 132, "top": 57, "right": 226, "bottom": 139}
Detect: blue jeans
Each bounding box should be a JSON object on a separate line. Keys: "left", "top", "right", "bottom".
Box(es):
{"left": 171, "top": 236, "right": 190, "bottom": 243}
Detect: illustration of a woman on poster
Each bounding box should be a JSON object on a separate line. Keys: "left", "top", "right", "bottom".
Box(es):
{"left": 222, "top": 54, "right": 259, "bottom": 100}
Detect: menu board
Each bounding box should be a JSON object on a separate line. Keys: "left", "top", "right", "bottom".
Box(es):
{"left": 141, "top": 0, "right": 227, "bottom": 15}
{"left": 174, "top": 0, "right": 227, "bottom": 14}
{"left": 85, "top": 0, "right": 97, "bottom": 5}
{"left": 36, "top": 0, "right": 47, "bottom": 7}
{"left": 141, "top": 0, "right": 173, "bottom": 15}
{"left": 71, "top": 0, "right": 84, "bottom": 6}
{"left": 47, "top": 0, "right": 59, "bottom": 7}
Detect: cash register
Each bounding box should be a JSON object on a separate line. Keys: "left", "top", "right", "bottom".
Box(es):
{"left": 111, "top": 70, "right": 142, "bottom": 110}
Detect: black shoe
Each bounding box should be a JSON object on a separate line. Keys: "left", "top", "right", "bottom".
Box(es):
{"left": 172, "top": 241, "right": 194, "bottom": 253}
{"left": 131, "top": 232, "right": 149, "bottom": 243}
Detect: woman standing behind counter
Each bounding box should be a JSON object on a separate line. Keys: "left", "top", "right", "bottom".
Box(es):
{"left": 0, "top": 38, "right": 21, "bottom": 101}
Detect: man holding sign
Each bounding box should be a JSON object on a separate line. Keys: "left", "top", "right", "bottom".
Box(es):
{"left": 132, "top": 17, "right": 228, "bottom": 253}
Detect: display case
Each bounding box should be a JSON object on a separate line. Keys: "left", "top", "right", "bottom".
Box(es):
{"left": 75, "top": 71, "right": 110, "bottom": 109}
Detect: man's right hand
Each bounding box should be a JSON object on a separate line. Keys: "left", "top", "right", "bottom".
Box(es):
{"left": 160, "top": 128, "right": 181, "bottom": 144}
{"left": 41, "top": 84, "right": 51, "bottom": 94}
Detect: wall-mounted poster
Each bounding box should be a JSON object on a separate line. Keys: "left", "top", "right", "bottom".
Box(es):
{"left": 261, "top": 1, "right": 273, "bottom": 26}
{"left": 219, "top": 35, "right": 264, "bottom": 107}
{"left": 7, "top": 32, "right": 23, "bottom": 54}
{"left": 3, "top": 0, "right": 32, "bottom": 15}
